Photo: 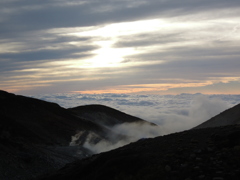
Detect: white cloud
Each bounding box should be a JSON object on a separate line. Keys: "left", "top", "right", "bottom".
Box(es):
{"left": 63, "top": 94, "right": 240, "bottom": 153}
{"left": 81, "top": 122, "right": 164, "bottom": 154}
{"left": 188, "top": 95, "right": 229, "bottom": 124}
{"left": 33, "top": 93, "right": 240, "bottom": 133}
{"left": 32, "top": 93, "right": 240, "bottom": 153}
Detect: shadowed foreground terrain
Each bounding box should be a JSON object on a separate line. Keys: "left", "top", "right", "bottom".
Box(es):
{"left": 38, "top": 125, "right": 240, "bottom": 180}
{"left": 1, "top": 90, "right": 240, "bottom": 180}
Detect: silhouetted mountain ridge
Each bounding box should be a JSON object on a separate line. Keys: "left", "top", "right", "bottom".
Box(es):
{"left": 0, "top": 90, "right": 155, "bottom": 180}
{"left": 69, "top": 104, "right": 153, "bottom": 126}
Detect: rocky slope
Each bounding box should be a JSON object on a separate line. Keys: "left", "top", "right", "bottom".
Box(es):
{"left": 0, "top": 90, "right": 153, "bottom": 180}
{"left": 0, "top": 90, "right": 100, "bottom": 145}
{"left": 2, "top": 89, "right": 239, "bottom": 180}
{"left": 68, "top": 104, "right": 156, "bottom": 148}
{"left": 38, "top": 124, "right": 240, "bottom": 180}
{"left": 38, "top": 103, "right": 240, "bottom": 180}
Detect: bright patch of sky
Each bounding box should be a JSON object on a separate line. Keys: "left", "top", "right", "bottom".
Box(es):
{"left": 59, "top": 18, "right": 240, "bottom": 68}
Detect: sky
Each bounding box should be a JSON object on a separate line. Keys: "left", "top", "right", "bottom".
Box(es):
{"left": 1, "top": 0, "right": 240, "bottom": 95}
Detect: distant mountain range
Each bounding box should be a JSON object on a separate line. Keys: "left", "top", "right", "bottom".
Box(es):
{"left": 1, "top": 90, "right": 240, "bottom": 180}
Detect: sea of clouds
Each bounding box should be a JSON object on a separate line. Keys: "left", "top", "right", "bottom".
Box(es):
{"left": 31, "top": 93, "right": 240, "bottom": 153}
{"left": 32, "top": 93, "right": 240, "bottom": 135}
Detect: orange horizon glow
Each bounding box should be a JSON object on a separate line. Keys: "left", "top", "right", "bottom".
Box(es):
{"left": 70, "top": 82, "right": 240, "bottom": 95}
{"left": 71, "top": 90, "right": 240, "bottom": 95}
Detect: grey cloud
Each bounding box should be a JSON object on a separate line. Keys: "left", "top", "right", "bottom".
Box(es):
{"left": 1, "top": 0, "right": 240, "bottom": 95}
{"left": 210, "top": 94, "right": 240, "bottom": 103}
{"left": 0, "top": 45, "right": 95, "bottom": 62}
{"left": 23, "top": 55, "right": 237, "bottom": 92}
{"left": 0, "top": 31, "right": 96, "bottom": 51}
{"left": 114, "top": 32, "right": 184, "bottom": 48}
{"left": 120, "top": 42, "right": 240, "bottom": 81}
{"left": 0, "top": 32, "right": 98, "bottom": 73}
{"left": 0, "top": 46, "right": 96, "bottom": 78}
{"left": 77, "top": 96, "right": 98, "bottom": 101}
{"left": 47, "top": 36, "right": 93, "bottom": 45}
{"left": 166, "top": 81, "right": 240, "bottom": 95}
{"left": 117, "top": 99, "right": 155, "bottom": 106}
{"left": 121, "top": 38, "right": 240, "bottom": 62}
{"left": 161, "top": 44, "right": 240, "bottom": 59}
{"left": 1, "top": 0, "right": 240, "bottom": 37}
{"left": 82, "top": 122, "right": 164, "bottom": 154}
{"left": 99, "top": 98, "right": 113, "bottom": 102}
{"left": 102, "top": 94, "right": 130, "bottom": 98}
{"left": 16, "top": 54, "right": 238, "bottom": 93}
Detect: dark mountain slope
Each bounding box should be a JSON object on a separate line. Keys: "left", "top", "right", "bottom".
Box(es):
{"left": 68, "top": 104, "right": 157, "bottom": 149}
{"left": 0, "top": 90, "right": 102, "bottom": 179}
{"left": 0, "top": 90, "right": 154, "bottom": 146}
{"left": 69, "top": 104, "right": 155, "bottom": 126}
{"left": 0, "top": 90, "right": 155, "bottom": 180}
{"left": 38, "top": 103, "right": 240, "bottom": 180}
{"left": 0, "top": 90, "right": 100, "bottom": 145}
{"left": 38, "top": 124, "right": 240, "bottom": 180}
{"left": 194, "top": 103, "right": 240, "bottom": 129}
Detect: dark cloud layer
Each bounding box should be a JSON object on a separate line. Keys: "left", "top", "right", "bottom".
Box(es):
{"left": 0, "top": 45, "right": 95, "bottom": 62}
{"left": 1, "top": 0, "right": 240, "bottom": 35}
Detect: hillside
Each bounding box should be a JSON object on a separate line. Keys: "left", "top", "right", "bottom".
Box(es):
{"left": 2, "top": 90, "right": 240, "bottom": 180}
{"left": 69, "top": 104, "right": 154, "bottom": 126}
{"left": 0, "top": 90, "right": 100, "bottom": 145}
{"left": 38, "top": 103, "right": 240, "bottom": 180}
{"left": 0, "top": 90, "right": 153, "bottom": 180}
{"left": 38, "top": 124, "right": 240, "bottom": 180}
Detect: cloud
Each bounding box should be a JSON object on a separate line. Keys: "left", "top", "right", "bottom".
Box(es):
{"left": 102, "top": 93, "right": 130, "bottom": 98}
{"left": 155, "top": 95, "right": 230, "bottom": 133}
{"left": 31, "top": 93, "right": 240, "bottom": 153}
{"left": 1, "top": 0, "right": 240, "bottom": 94}
{"left": 77, "top": 96, "right": 98, "bottom": 101}
{"left": 0, "top": 45, "right": 95, "bottom": 62}
{"left": 33, "top": 93, "right": 238, "bottom": 128}
{"left": 117, "top": 99, "right": 155, "bottom": 106}
{"left": 65, "top": 94, "right": 236, "bottom": 154}
{"left": 114, "top": 32, "right": 185, "bottom": 48}
{"left": 82, "top": 122, "right": 164, "bottom": 154}
{"left": 1, "top": 0, "right": 240, "bottom": 36}
{"left": 189, "top": 95, "right": 229, "bottom": 122}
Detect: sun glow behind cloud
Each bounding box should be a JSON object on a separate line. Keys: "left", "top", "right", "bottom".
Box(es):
{"left": 80, "top": 40, "right": 135, "bottom": 68}
{"left": 63, "top": 17, "right": 240, "bottom": 70}
{"left": 63, "top": 17, "right": 240, "bottom": 94}
{"left": 66, "top": 19, "right": 168, "bottom": 68}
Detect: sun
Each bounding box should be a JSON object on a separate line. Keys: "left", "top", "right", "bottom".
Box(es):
{"left": 84, "top": 40, "right": 134, "bottom": 68}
